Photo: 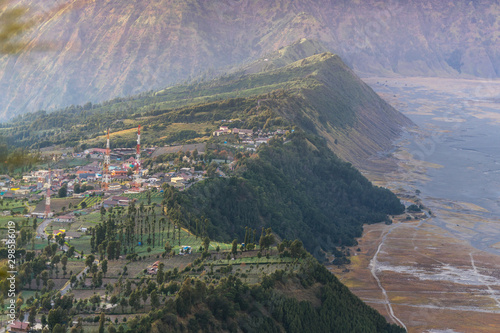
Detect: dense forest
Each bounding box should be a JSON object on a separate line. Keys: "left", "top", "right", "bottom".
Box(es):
{"left": 164, "top": 132, "right": 404, "bottom": 259}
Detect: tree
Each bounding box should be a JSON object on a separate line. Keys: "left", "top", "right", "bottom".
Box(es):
{"left": 67, "top": 246, "right": 75, "bottom": 258}
{"left": 98, "top": 243, "right": 105, "bottom": 260}
{"left": 85, "top": 254, "right": 95, "bottom": 269}
{"left": 157, "top": 263, "right": 164, "bottom": 284}
{"left": 231, "top": 239, "right": 238, "bottom": 259}
{"left": 101, "top": 259, "right": 108, "bottom": 276}
{"left": 164, "top": 241, "right": 172, "bottom": 255}
{"left": 98, "top": 312, "right": 105, "bottom": 333}
{"left": 40, "top": 270, "right": 49, "bottom": 287}
{"left": 206, "top": 162, "right": 218, "bottom": 178}
{"left": 91, "top": 263, "right": 98, "bottom": 275}
{"left": 28, "top": 306, "right": 36, "bottom": 327}
{"left": 61, "top": 254, "right": 68, "bottom": 274}
{"left": 129, "top": 291, "right": 140, "bottom": 311}
{"left": 52, "top": 324, "right": 65, "bottom": 333}
{"left": 202, "top": 237, "right": 210, "bottom": 254}
{"left": 151, "top": 290, "right": 159, "bottom": 308}
{"left": 47, "top": 279, "right": 55, "bottom": 290}
{"left": 81, "top": 201, "right": 87, "bottom": 209}
{"left": 243, "top": 227, "right": 249, "bottom": 251}
{"left": 48, "top": 307, "right": 66, "bottom": 330}
{"left": 120, "top": 297, "right": 128, "bottom": 313}
{"left": 290, "top": 239, "right": 305, "bottom": 258}
{"left": 96, "top": 271, "right": 103, "bottom": 287}
{"left": 107, "top": 241, "right": 115, "bottom": 260}
{"left": 57, "top": 234, "right": 66, "bottom": 247}
{"left": 58, "top": 184, "right": 67, "bottom": 198}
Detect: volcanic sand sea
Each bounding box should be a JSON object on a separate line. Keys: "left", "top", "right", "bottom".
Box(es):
{"left": 330, "top": 77, "right": 500, "bottom": 333}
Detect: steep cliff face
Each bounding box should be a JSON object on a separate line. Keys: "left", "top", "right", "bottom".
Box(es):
{"left": 1, "top": 0, "right": 498, "bottom": 119}
{"left": 258, "top": 51, "right": 415, "bottom": 167}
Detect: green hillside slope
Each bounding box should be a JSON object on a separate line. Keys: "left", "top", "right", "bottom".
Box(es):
{"left": 167, "top": 133, "right": 404, "bottom": 259}
{"left": 126, "top": 259, "right": 405, "bottom": 333}
{"left": 4, "top": 49, "right": 412, "bottom": 167}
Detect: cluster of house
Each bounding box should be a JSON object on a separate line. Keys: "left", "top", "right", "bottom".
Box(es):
{"left": 76, "top": 158, "right": 148, "bottom": 182}
{"left": 213, "top": 126, "right": 253, "bottom": 137}
{"left": 7, "top": 321, "right": 33, "bottom": 333}
{"left": 147, "top": 260, "right": 161, "bottom": 275}
{"left": 212, "top": 126, "right": 288, "bottom": 146}
{"left": 3, "top": 158, "right": 210, "bottom": 213}
{"left": 0, "top": 171, "right": 58, "bottom": 201}
{"left": 162, "top": 168, "right": 204, "bottom": 190}
{"left": 179, "top": 245, "right": 192, "bottom": 255}
{"left": 102, "top": 195, "right": 131, "bottom": 209}
{"left": 50, "top": 228, "right": 81, "bottom": 240}
{"left": 81, "top": 147, "right": 155, "bottom": 160}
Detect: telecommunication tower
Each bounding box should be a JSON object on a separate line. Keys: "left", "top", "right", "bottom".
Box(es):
{"left": 103, "top": 128, "right": 111, "bottom": 191}
{"left": 45, "top": 169, "right": 51, "bottom": 218}
{"left": 134, "top": 125, "right": 141, "bottom": 188}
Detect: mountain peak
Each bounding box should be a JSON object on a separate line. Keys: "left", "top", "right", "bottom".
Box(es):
{"left": 238, "top": 39, "right": 330, "bottom": 74}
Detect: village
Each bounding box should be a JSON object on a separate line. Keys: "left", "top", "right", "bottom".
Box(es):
{"left": 0, "top": 123, "right": 300, "bottom": 332}
{"left": 0, "top": 124, "right": 288, "bottom": 236}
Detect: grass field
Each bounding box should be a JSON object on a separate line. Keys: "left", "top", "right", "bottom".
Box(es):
{"left": 0, "top": 215, "right": 26, "bottom": 227}
{"left": 0, "top": 199, "right": 28, "bottom": 213}
{"left": 123, "top": 191, "right": 163, "bottom": 204}
{"left": 0, "top": 216, "right": 30, "bottom": 239}
{"left": 66, "top": 235, "right": 93, "bottom": 255}
{"left": 33, "top": 197, "right": 82, "bottom": 214}
{"left": 72, "top": 211, "right": 104, "bottom": 232}
{"left": 53, "top": 157, "right": 94, "bottom": 169}
{"left": 77, "top": 196, "right": 102, "bottom": 209}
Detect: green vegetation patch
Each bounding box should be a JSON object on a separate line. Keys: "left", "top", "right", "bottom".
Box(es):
{"left": 167, "top": 132, "right": 404, "bottom": 260}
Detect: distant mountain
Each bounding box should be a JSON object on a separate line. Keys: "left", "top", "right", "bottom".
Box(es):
{"left": 1, "top": 0, "right": 498, "bottom": 120}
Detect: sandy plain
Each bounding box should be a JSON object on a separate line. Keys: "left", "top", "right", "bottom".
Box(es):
{"left": 332, "top": 77, "right": 500, "bottom": 332}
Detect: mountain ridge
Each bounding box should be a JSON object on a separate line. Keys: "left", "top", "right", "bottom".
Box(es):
{"left": 4, "top": 47, "right": 413, "bottom": 170}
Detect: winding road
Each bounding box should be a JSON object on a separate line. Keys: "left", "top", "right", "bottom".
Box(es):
{"left": 36, "top": 218, "right": 52, "bottom": 239}
{"left": 369, "top": 222, "right": 408, "bottom": 331}
{"left": 34, "top": 217, "right": 91, "bottom": 296}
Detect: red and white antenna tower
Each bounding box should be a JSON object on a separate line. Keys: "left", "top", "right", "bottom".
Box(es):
{"left": 45, "top": 169, "right": 51, "bottom": 218}
{"left": 103, "top": 128, "right": 111, "bottom": 191}
{"left": 134, "top": 125, "right": 141, "bottom": 188}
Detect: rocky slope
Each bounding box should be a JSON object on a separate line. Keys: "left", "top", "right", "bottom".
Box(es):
{"left": 1, "top": 0, "right": 498, "bottom": 119}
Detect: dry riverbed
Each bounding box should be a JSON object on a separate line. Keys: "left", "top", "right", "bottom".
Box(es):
{"left": 331, "top": 216, "right": 500, "bottom": 333}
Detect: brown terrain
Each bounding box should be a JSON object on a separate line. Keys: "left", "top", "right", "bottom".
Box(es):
{"left": 331, "top": 217, "right": 500, "bottom": 333}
